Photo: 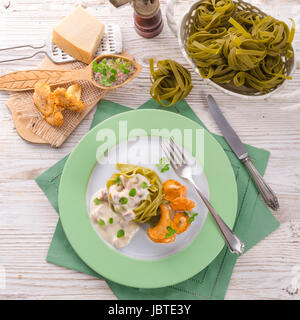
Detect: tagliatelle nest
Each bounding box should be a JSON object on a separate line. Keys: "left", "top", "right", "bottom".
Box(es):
{"left": 149, "top": 58, "right": 193, "bottom": 107}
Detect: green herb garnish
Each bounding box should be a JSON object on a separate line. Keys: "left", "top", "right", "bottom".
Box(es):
{"left": 188, "top": 213, "right": 198, "bottom": 224}
{"left": 161, "top": 163, "right": 170, "bottom": 173}
{"left": 156, "top": 157, "right": 170, "bottom": 173}
{"left": 141, "top": 181, "right": 148, "bottom": 189}
{"left": 117, "top": 229, "right": 125, "bottom": 238}
{"left": 108, "top": 217, "right": 114, "bottom": 224}
{"left": 165, "top": 225, "right": 176, "bottom": 238}
{"left": 109, "top": 75, "right": 116, "bottom": 82}
{"left": 116, "top": 176, "right": 122, "bottom": 185}
{"left": 129, "top": 188, "right": 136, "bottom": 197}
{"left": 92, "top": 60, "right": 101, "bottom": 72}
{"left": 92, "top": 57, "right": 133, "bottom": 87}
{"left": 94, "top": 198, "right": 101, "bottom": 205}
{"left": 98, "top": 219, "right": 105, "bottom": 226}
{"left": 119, "top": 197, "right": 128, "bottom": 205}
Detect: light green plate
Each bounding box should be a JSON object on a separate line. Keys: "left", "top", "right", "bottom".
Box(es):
{"left": 58, "top": 109, "right": 237, "bottom": 288}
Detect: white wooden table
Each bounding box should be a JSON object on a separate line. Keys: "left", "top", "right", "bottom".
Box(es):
{"left": 0, "top": 0, "right": 299, "bottom": 300}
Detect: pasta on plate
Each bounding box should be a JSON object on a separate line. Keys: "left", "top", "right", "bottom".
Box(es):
{"left": 89, "top": 163, "right": 197, "bottom": 248}
{"left": 107, "top": 163, "right": 163, "bottom": 223}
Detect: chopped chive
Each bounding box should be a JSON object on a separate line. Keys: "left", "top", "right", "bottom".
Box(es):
{"left": 98, "top": 219, "right": 105, "bottom": 226}
{"left": 141, "top": 181, "right": 148, "bottom": 189}
{"left": 94, "top": 198, "right": 101, "bottom": 205}
{"left": 119, "top": 197, "right": 128, "bottom": 205}
{"left": 108, "top": 217, "right": 114, "bottom": 224}
{"left": 129, "top": 188, "right": 136, "bottom": 197}
{"left": 117, "top": 229, "right": 125, "bottom": 238}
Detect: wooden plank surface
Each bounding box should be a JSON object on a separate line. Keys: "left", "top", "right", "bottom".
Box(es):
{"left": 0, "top": 0, "right": 299, "bottom": 300}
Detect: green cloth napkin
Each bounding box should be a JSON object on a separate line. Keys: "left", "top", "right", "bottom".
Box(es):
{"left": 36, "top": 98, "right": 280, "bottom": 300}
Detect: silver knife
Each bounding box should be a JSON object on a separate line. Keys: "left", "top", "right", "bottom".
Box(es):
{"left": 207, "top": 94, "right": 279, "bottom": 211}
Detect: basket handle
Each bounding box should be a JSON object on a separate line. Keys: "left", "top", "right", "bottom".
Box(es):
{"left": 166, "top": 0, "right": 178, "bottom": 37}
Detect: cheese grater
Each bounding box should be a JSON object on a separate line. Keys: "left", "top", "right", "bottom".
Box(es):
{"left": 0, "top": 24, "right": 122, "bottom": 64}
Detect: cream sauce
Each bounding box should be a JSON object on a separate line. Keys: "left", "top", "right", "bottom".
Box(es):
{"left": 108, "top": 173, "right": 149, "bottom": 220}
{"left": 90, "top": 188, "right": 140, "bottom": 248}
{"left": 89, "top": 174, "right": 149, "bottom": 248}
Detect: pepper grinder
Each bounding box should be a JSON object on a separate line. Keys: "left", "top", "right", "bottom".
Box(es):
{"left": 109, "top": 0, "right": 164, "bottom": 38}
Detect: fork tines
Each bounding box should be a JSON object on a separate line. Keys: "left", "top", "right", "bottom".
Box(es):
{"left": 160, "top": 138, "right": 187, "bottom": 170}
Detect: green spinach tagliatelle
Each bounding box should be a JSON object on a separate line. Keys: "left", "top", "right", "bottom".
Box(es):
{"left": 186, "top": 0, "right": 295, "bottom": 93}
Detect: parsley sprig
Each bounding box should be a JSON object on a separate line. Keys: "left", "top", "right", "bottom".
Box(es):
{"left": 184, "top": 212, "right": 199, "bottom": 224}
{"left": 108, "top": 217, "right": 114, "bottom": 224}
{"left": 116, "top": 176, "right": 122, "bottom": 186}
{"left": 117, "top": 229, "right": 125, "bottom": 238}
{"left": 119, "top": 197, "right": 128, "bottom": 205}
{"left": 94, "top": 198, "right": 101, "bottom": 205}
{"left": 165, "top": 225, "right": 176, "bottom": 238}
{"left": 98, "top": 219, "right": 105, "bottom": 226}
{"left": 141, "top": 181, "right": 148, "bottom": 189}
{"left": 156, "top": 157, "right": 170, "bottom": 173}
{"left": 129, "top": 188, "right": 136, "bottom": 197}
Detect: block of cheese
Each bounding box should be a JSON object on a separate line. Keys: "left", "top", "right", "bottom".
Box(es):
{"left": 52, "top": 6, "right": 105, "bottom": 64}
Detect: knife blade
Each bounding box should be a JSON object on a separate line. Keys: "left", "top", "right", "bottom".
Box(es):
{"left": 206, "top": 94, "right": 279, "bottom": 211}
{"left": 206, "top": 94, "right": 248, "bottom": 160}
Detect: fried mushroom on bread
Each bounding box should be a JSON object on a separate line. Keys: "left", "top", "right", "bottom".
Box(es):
{"left": 33, "top": 82, "right": 85, "bottom": 127}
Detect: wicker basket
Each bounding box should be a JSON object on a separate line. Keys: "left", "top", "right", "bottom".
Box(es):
{"left": 166, "top": 0, "right": 300, "bottom": 100}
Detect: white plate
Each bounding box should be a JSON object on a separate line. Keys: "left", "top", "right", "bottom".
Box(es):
{"left": 86, "top": 136, "right": 209, "bottom": 260}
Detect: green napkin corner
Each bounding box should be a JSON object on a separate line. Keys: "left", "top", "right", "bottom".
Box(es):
{"left": 36, "top": 98, "right": 280, "bottom": 300}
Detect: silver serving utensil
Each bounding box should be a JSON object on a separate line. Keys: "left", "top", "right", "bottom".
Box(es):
{"left": 160, "top": 138, "right": 245, "bottom": 255}
{"left": 206, "top": 94, "right": 279, "bottom": 211}
{"left": 0, "top": 24, "right": 122, "bottom": 64}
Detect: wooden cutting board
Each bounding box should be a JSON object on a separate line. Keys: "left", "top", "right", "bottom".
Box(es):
{"left": 5, "top": 51, "right": 132, "bottom": 147}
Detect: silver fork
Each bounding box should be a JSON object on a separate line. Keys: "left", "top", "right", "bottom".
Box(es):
{"left": 160, "top": 138, "right": 245, "bottom": 255}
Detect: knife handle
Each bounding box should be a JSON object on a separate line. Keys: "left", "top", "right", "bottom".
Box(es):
{"left": 242, "top": 157, "right": 279, "bottom": 210}
{"left": 191, "top": 181, "right": 244, "bottom": 255}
